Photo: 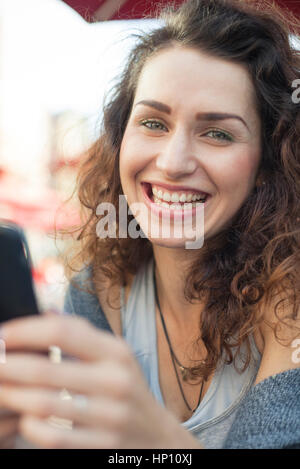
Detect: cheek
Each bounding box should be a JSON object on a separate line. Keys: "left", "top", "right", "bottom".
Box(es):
{"left": 214, "top": 147, "right": 260, "bottom": 194}
{"left": 119, "top": 134, "right": 135, "bottom": 186}
{"left": 120, "top": 130, "right": 153, "bottom": 180}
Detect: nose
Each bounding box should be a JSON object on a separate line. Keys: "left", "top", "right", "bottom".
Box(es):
{"left": 155, "top": 128, "right": 197, "bottom": 179}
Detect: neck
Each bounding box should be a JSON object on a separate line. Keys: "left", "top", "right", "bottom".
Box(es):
{"left": 152, "top": 246, "right": 205, "bottom": 332}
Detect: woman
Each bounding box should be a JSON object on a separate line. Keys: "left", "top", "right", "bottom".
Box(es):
{"left": 0, "top": 0, "right": 299, "bottom": 449}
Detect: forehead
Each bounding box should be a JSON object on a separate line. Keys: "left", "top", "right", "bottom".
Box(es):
{"left": 133, "top": 46, "right": 258, "bottom": 119}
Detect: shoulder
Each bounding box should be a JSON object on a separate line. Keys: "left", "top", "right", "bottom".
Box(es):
{"left": 64, "top": 264, "right": 94, "bottom": 314}
{"left": 223, "top": 367, "right": 300, "bottom": 448}
{"left": 63, "top": 265, "right": 113, "bottom": 333}
{"left": 254, "top": 292, "right": 300, "bottom": 384}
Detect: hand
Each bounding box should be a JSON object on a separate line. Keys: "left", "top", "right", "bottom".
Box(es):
{"left": 0, "top": 408, "right": 20, "bottom": 449}
{"left": 0, "top": 315, "right": 202, "bottom": 449}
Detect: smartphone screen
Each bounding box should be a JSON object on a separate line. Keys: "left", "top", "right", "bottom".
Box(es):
{"left": 0, "top": 220, "right": 40, "bottom": 323}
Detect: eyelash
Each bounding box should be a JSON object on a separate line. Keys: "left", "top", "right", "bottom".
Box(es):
{"left": 139, "top": 119, "right": 234, "bottom": 142}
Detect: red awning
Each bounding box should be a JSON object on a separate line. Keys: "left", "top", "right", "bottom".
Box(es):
{"left": 0, "top": 173, "right": 80, "bottom": 232}
{"left": 61, "top": 0, "right": 300, "bottom": 21}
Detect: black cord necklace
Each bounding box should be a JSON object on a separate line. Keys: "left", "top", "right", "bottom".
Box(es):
{"left": 153, "top": 261, "right": 204, "bottom": 413}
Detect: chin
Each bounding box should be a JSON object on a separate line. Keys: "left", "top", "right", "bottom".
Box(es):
{"left": 149, "top": 237, "right": 189, "bottom": 249}
{"left": 141, "top": 229, "right": 205, "bottom": 250}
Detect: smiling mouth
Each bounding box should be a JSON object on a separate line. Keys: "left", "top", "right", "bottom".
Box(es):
{"left": 142, "top": 182, "right": 210, "bottom": 209}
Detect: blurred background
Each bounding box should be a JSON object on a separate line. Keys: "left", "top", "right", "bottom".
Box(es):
{"left": 0, "top": 0, "right": 158, "bottom": 311}
{"left": 0, "top": 0, "right": 298, "bottom": 312}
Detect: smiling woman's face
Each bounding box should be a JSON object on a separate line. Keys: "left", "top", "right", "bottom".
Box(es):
{"left": 119, "top": 46, "right": 262, "bottom": 248}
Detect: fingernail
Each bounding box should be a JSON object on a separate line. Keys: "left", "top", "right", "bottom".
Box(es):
{"left": 0, "top": 330, "right": 6, "bottom": 364}
{"left": 0, "top": 326, "right": 6, "bottom": 340}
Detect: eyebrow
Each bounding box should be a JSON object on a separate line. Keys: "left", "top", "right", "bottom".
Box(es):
{"left": 134, "top": 99, "right": 249, "bottom": 131}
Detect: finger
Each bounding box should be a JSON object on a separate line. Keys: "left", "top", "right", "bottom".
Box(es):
{"left": 0, "top": 434, "right": 18, "bottom": 449}
{"left": 0, "top": 384, "right": 129, "bottom": 432}
{"left": 0, "top": 356, "right": 133, "bottom": 398}
{"left": 0, "top": 414, "right": 19, "bottom": 439}
{"left": 0, "top": 407, "right": 19, "bottom": 418}
{"left": 19, "top": 415, "right": 118, "bottom": 449}
{"left": 0, "top": 315, "right": 129, "bottom": 363}
{"left": 42, "top": 309, "right": 61, "bottom": 317}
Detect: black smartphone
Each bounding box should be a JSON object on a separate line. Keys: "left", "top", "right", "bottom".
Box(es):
{"left": 0, "top": 220, "right": 40, "bottom": 323}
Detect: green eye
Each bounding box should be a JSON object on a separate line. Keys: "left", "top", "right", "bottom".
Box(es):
{"left": 140, "top": 120, "right": 233, "bottom": 142}
{"left": 140, "top": 120, "right": 166, "bottom": 130}
{"left": 206, "top": 129, "right": 233, "bottom": 142}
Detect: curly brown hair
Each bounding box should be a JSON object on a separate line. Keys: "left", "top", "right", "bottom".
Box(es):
{"left": 63, "top": 0, "right": 300, "bottom": 382}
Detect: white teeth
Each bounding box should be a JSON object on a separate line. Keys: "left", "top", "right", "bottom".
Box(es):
{"left": 153, "top": 197, "right": 205, "bottom": 210}
{"left": 171, "top": 192, "right": 180, "bottom": 203}
{"left": 162, "top": 192, "right": 171, "bottom": 202}
{"left": 151, "top": 184, "right": 207, "bottom": 204}
{"left": 170, "top": 203, "right": 182, "bottom": 210}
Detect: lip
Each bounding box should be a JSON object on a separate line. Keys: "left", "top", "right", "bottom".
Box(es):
{"left": 142, "top": 180, "right": 211, "bottom": 196}
{"left": 141, "top": 182, "right": 211, "bottom": 220}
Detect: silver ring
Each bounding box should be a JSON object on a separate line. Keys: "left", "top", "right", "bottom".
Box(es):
{"left": 47, "top": 388, "right": 74, "bottom": 431}
{"left": 48, "top": 345, "right": 62, "bottom": 364}
{"left": 59, "top": 388, "right": 73, "bottom": 401}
